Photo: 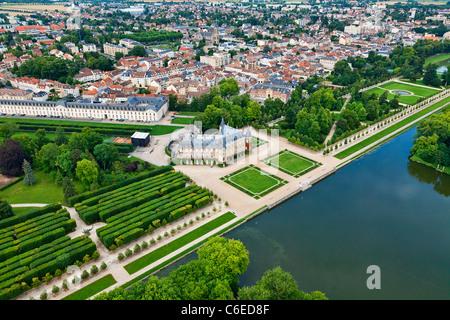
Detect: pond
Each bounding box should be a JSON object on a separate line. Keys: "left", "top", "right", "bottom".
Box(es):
{"left": 391, "top": 90, "right": 412, "bottom": 96}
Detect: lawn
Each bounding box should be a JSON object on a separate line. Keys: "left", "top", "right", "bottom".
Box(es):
{"left": 147, "top": 124, "right": 183, "bottom": 135}
{"left": 177, "top": 111, "right": 202, "bottom": 116}
{"left": 262, "top": 150, "right": 321, "bottom": 177}
{"left": 334, "top": 95, "right": 450, "bottom": 160}
{"left": 379, "top": 81, "right": 441, "bottom": 97}
{"left": 424, "top": 53, "right": 450, "bottom": 67}
{"left": 364, "top": 87, "right": 421, "bottom": 105}
{"left": 62, "top": 274, "right": 117, "bottom": 300}
{"left": 0, "top": 171, "right": 82, "bottom": 204}
{"left": 221, "top": 165, "right": 288, "bottom": 199}
{"left": 124, "top": 211, "right": 237, "bottom": 275}
{"left": 171, "top": 117, "right": 195, "bottom": 125}
{"left": 0, "top": 117, "right": 183, "bottom": 136}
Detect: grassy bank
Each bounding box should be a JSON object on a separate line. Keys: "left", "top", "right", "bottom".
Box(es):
{"left": 62, "top": 274, "right": 117, "bottom": 300}
{"left": 410, "top": 154, "right": 450, "bottom": 175}
{"left": 424, "top": 53, "right": 450, "bottom": 67}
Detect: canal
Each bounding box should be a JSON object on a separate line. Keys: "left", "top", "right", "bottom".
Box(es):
{"left": 157, "top": 126, "right": 450, "bottom": 300}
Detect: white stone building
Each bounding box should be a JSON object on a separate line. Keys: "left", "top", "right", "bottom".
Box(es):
{"left": 0, "top": 96, "right": 168, "bottom": 122}
{"left": 171, "top": 119, "right": 252, "bottom": 165}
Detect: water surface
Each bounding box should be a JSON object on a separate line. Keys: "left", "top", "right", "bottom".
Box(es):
{"left": 157, "top": 127, "right": 450, "bottom": 300}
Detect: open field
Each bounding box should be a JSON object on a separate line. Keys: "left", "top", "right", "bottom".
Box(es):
{"left": 376, "top": 0, "right": 447, "bottom": 5}
{"left": 0, "top": 171, "right": 82, "bottom": 204}
{"left": 0, "top": 4, "right": 70, "bottom": 12}
{"left": 262, "top": 149, "right": 322, "bottom": 178}
{"left": 220, "top": 164, "right": 288, "bottom": 199}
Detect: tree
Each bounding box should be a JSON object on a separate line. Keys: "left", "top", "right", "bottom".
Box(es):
{"left": 219, "top": 78, "right": 240, "bottom": 98}
{"left": 115, "top": 51, "right": 124, "bottom": 60}
{"left": 128, "top": 45, "right": 147, "bottom": 57}
{"left": 423, "top": 63, "right": 441, "bottom": 87}
{"left": 80, "top": 127, "right": 103, "bottom": 153}
{"left": 0, "top": 199, "right": 13, "bottom": 220}
{"left": 54, "top": 127, "right": 68, "bottom": 146}
{"left": 93, "top": 143, "right": 119, "bottom": 170}
{"left": 238, "top": 266, "right": 327, "bottom": 300}
{"left": 11, "top": 134, "right": 38, "bottom": 163}
{"left": 0, "top": 139, "right": 26, "bottom": 176}
{"left": 75, "top": 159, "right": 98, "bottom": 190}
{"left": 37, "top": 143, "right": 60, "bottom": 173}
{"left": 197, "top": 236, "right": 249, "bottom": 287}
{"left": 35, "top": 129, "right": 49, "bottom": 148}
{"left": 0, "top": 122, "right": 19, "bottom": 139}
{"left": 22, "top": 159, "right": 35, "bottom": 186}
{"left": 62, "top": 177, "right": 77, "bottom": 202}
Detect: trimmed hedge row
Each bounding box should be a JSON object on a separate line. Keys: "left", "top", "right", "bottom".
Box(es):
{"left": 67, "top": 166, "right": 173, "bottom": 206}
{"left": 11, "top": 123, "right": 146, "bottom": 137}
{"left": 77, "top": 171, "right": 181, "bottom": 211}
{"left": 104, "top": 185, "right": 202, "bottom": 224}
{"left": 0, "top": 204, "right": 62, "bottom": 230}
{"left": 0, "top": 208, "right": 76, "bottom": 263}
{"left": 77, "top": 177, "right": 186, "bottom": 224}
{"left": 0, "top": 236, "right": 97, "bottom": 300}
{"left": 96, "top": 186, "right": 213, "bottom": 249}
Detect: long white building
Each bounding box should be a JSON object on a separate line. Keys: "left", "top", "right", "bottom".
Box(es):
{"left": 0, "top": 96, "right": 169, "bottom": 122}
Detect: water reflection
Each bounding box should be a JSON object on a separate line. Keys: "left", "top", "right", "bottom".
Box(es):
{"left": 407, "top": 159, "right": 450, "bottom": 197}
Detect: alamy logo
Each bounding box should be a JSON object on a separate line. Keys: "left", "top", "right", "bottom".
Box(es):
{"left": 366, "top": 265, "right": 381, "bottom": 290}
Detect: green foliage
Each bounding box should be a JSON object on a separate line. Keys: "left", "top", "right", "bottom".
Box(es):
{"left": 75, "top": 159, "right": 99, "bottom": 191}
{"left": 0, "top": 200, "right": 13, "bottom": 221}
{"left": 411, "top": 109, "right": 450, "bottom": 167}
{"left": 238, "top": 266, "right": 327, "bottom": 300}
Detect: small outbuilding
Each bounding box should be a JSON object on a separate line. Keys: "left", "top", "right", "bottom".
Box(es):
{"left": 131, "top": 132, "right": 150, "bottom": 147}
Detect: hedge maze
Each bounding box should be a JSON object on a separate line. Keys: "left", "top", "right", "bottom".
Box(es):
{"left": 71, "top": 166, "right": 214, "bottom": 250}
{"left": 0, "top": 204, "right": 97, "bottom": 300}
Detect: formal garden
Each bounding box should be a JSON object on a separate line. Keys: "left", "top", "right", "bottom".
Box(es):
{"left": 262, "top": 149, "right": 322, "bottom": 178}
{"left": 220, "top": 164, "right": 288, "bottom": 199}
{"left": 70, "top": 166, "right": 215, "bottom": 250}
{"left": 0, "top": 203, "right": 98, "bottom": 300}
{"left": 364, "top": 80, "right": 442, "bottom": 105}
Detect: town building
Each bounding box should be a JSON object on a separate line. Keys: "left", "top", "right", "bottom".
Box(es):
{"left": 103, "top": 43, "right": 129, "bottom": 57}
